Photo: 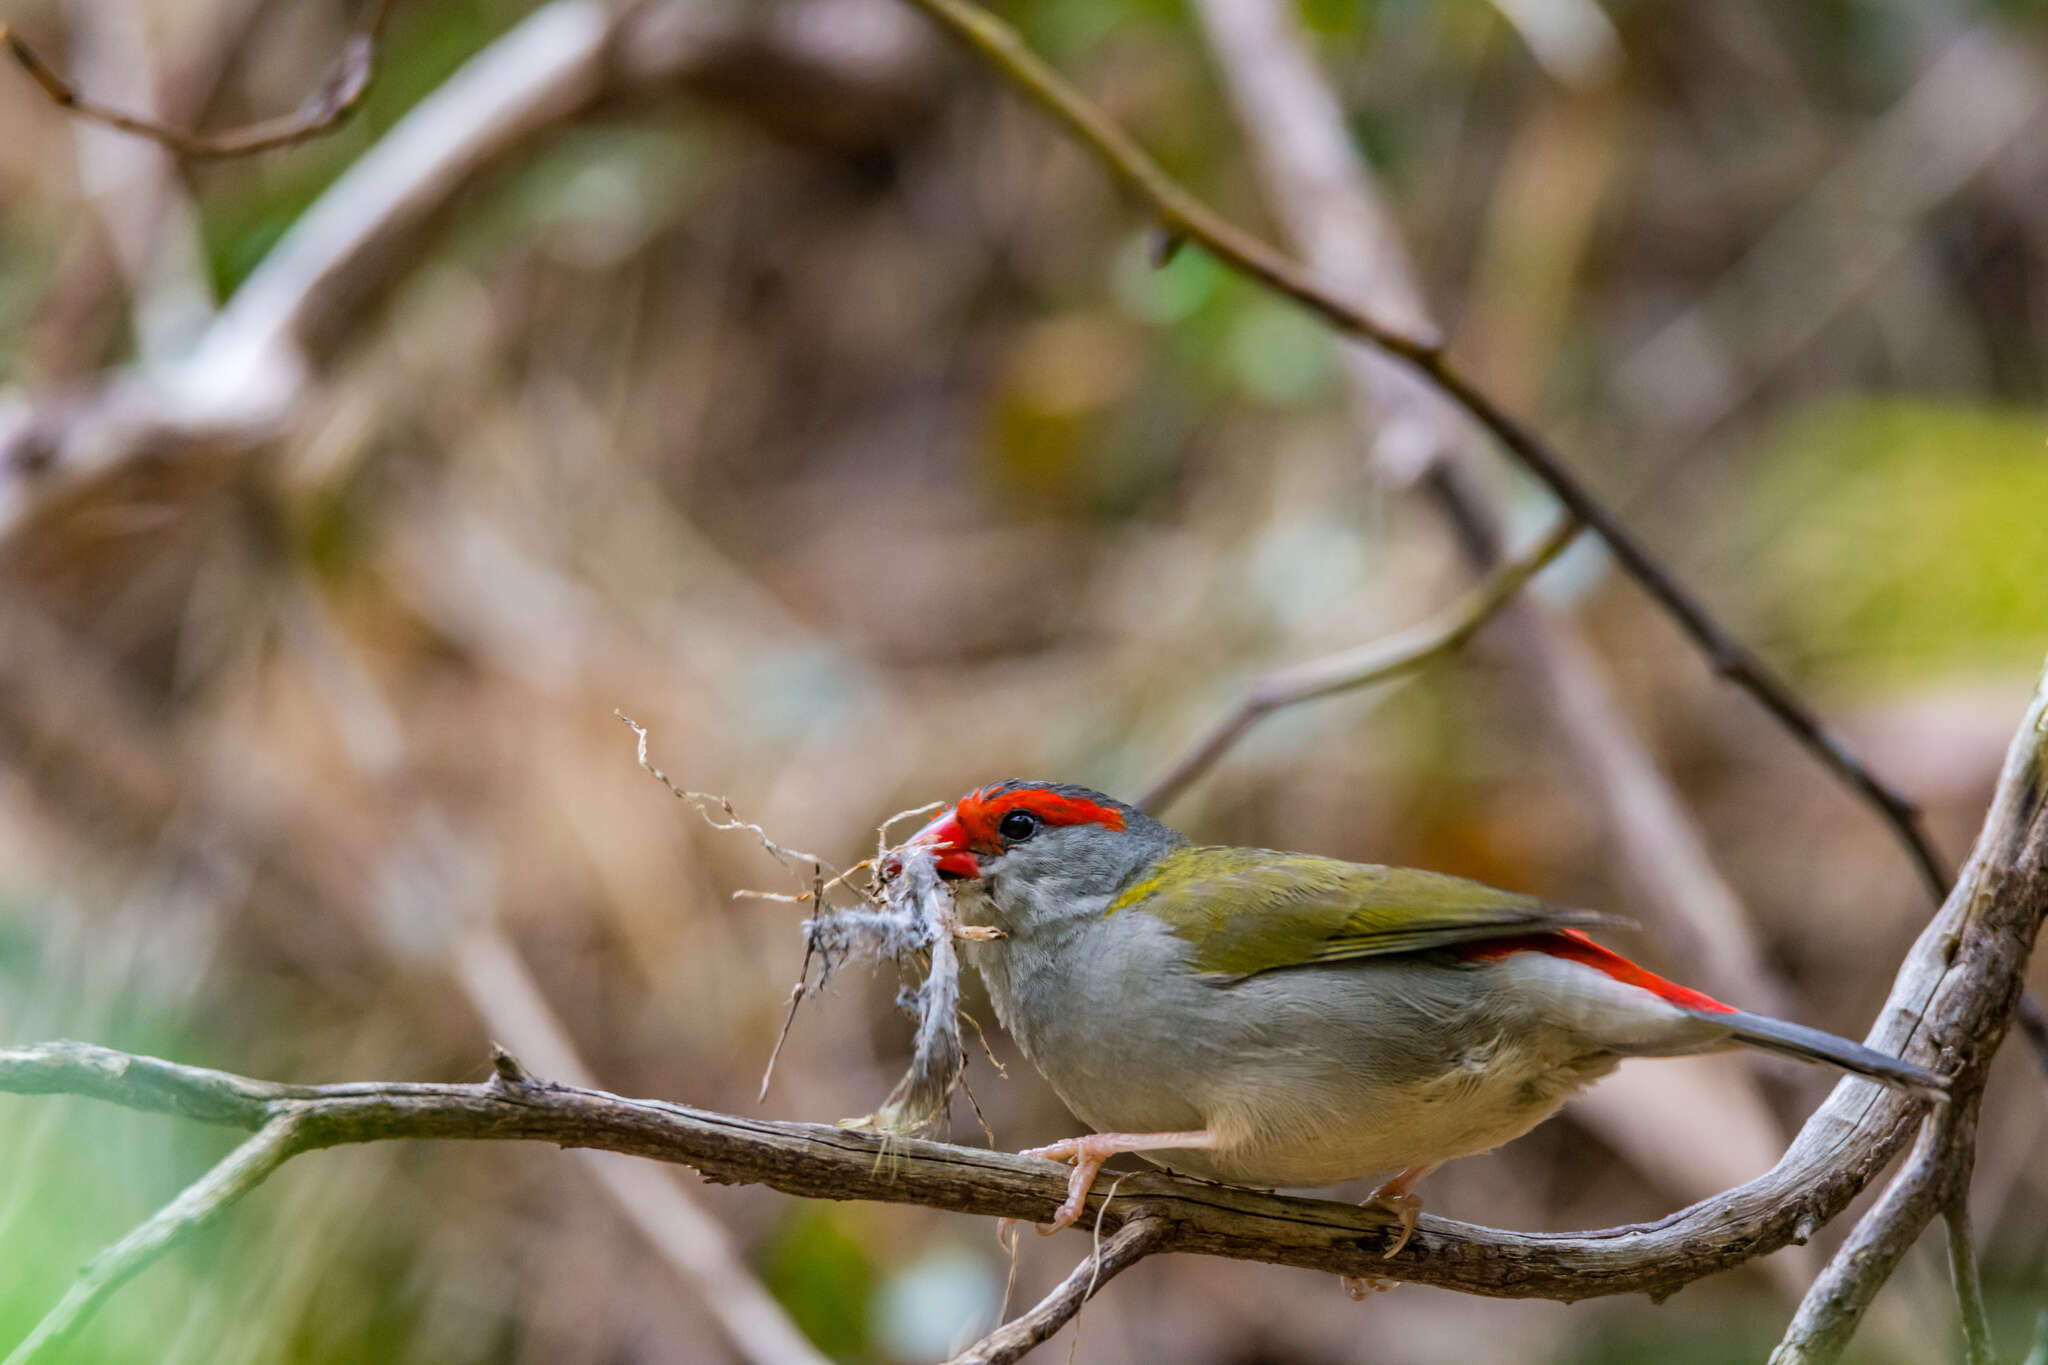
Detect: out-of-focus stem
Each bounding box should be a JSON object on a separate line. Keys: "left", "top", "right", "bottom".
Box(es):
{"left": 1138, "top": 514, "right": 1581, "bottom": 811}
{"left": 895, "top": 0, "right": 1951, "bottom": 905}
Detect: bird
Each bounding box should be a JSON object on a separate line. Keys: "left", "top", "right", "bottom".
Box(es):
{"left": 902, "top": 779, "right": 1945, "bottom": 1286}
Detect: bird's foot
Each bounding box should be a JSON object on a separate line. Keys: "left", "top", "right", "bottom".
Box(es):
{"left": 1015, "top": 1135, "right": 1111, "bottom": 1235}
{"left": 1003, "top": 1130, "right": 1218, "bottom": 1238}
{"left": 1340, "top": 1274, "right": 1397, "bottom": 1299}
{"left": 1363, "top": 1189, "right": 1423, "bottom": 1259}
{"left": 1338, "top": 1177, "right": 1426, "bottom": 1299}
{"left": 1360, "top": 1163, "right": 1437, "bottom": 1260}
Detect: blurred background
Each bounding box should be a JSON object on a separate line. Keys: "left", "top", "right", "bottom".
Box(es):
{"left": 1, "top": 0, "right": 2045, "bottom": 1361}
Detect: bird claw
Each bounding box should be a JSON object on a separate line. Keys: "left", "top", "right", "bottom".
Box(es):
{"left": 1364, "top": 1190, "right": 1423, "bottom": 1259}
{"left": 1018, "top": 1138, "right": 1098, "bottom": 1234}
{"left": 996, "top": 1216, "right": 1034, "bottom": 1250}
{"left": 1008, "top": 1130, "right": 1215, "bottom": 1238}
{"left": 1340, "top": 1274, "right": 1397, "bottom": 1299}
{"left": 1337, "top": 1187, "right": 1415, "bottom": 1300}
{"left": 995, "top": 1214, "right": 1066, "bottom": 1243}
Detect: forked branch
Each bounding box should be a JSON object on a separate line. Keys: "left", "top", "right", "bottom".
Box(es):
{"left": 5, "top": 655, "right": 2045, "bottom": 1365}
{"left": 944, "top": 1214, "right": 1172, "bottom": 1365}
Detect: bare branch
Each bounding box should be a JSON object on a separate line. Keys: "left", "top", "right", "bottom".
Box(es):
{"left": 0, "top": 1024, "right": 1958, "bottom": 1343}
{"left": 1767, "top": 646, "right": 2048, "bottom": 1361}
{"left": 1, "top": 1117, "right": 306, "bottom": 1365}
{"left": 4, "top": 651, "right": 2044, "bottom": 1359}
{"left": 943, "top": 1214, "right": 1172, "bottom": 1365}
{"left": 895, "top": 0, "right": 1440, "bottom": 361}
{"left": 1946, "top": 1199, "right": 1997, "bottom": 1365}
{"left": 1138, "top": 513, "right": 1581, "bottom": 811}
{"left": 0, "top": 0, "right": 397, "bottom": 159}
{"left": 13, "top": 653, "right": 2044, "bottom": 1361}
{"left": 0, "top": 0, "right": 938, "bottom": 544}
{"left": 895, "top": 0, "right": 1952, "bottom": 905}
{"left": 1767, "top": 1102, "right": 1976, "bottom": 1365}
{"left": 0, "top": 1036, "right": 306, "bottom": 1124}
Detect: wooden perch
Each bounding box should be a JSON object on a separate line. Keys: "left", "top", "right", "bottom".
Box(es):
{"left": 4, "top": 654, "right": 2044, "bottom": 1365}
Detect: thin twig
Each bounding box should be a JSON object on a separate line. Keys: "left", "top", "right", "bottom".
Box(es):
{"left": 895, "top": 0, "right": 1951, "bottom": 904}
{"left": 876, "top": 801, "right": 943, "bottom": 850}
{"left": 942, "top": 1214, "right": 1171, "bottom": 1365}
{"left": 958, "top": 1070, "right": 997, "bottom": 1147}
{"left": 616, "top": 712, "right": 839, "bottom": 876}
{"left": 1, "top": 1116, "right": 306, "bottom": 1365}
{"left": 1946, "top": 1198, "right": 1997, "bottom": 1365}
{"left": 1139, "top": 513, "right": 1581, "bottom": 810}
{"left": 961, "top": 1006, "right": 1008, "bottom": 1078}
{"left": 1419, "top": 362, "right": 1949, "bottom": 904}
{"left": 0, "top": 0, "right": 397, "bottom": 159}
{"left": 1768, "top": 1103, "right": 1974, "bottom": 1365}
{"left": 891, "top": 0, "right": 1440, "bottom": 361}
{"left": 759, "top": 976, "right": 809, "bottom": 1103}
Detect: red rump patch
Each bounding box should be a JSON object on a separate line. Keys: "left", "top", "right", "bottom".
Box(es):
{"left": 1458, "top": 929, "right": 1737, "bottom": 1015}
{"left": 953, "top": 784, "right": 1126, "bottom": 851}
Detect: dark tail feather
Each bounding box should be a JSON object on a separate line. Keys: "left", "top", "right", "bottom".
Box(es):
{"left": 1708, "top": 1009, "right": 1947, "bottom": 1100}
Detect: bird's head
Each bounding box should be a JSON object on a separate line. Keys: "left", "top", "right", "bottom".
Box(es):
{"left": 900, "top": 781, "right": 1184, "bottom": 930}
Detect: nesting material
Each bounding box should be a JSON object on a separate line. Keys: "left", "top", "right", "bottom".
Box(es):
{"left": 616, "top": 716, "right": 983, "bottom": 1137}
{"left": 821, "top": 843, "right": 967, "bottom": 1137}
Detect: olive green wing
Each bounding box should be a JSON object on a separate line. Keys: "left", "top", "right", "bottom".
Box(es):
{"left": 1112, "top": 845, "right": 1627, "bottom": 980}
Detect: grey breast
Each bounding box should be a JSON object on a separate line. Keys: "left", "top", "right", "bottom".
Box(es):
{"left": 967, "top": 908, "right": 1212, "bottom": 1136}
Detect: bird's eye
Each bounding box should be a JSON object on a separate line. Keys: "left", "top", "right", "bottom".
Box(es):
{"left": 998, "top": 810, "right": 1040, "bottom": 842}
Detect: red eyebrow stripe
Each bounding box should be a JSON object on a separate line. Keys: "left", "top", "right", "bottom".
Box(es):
{"left": 1457, "top": 929, "right": 1736, "bottom": 1014}
{"left": 954, "top": 786, "right": 1126, "bottom": 849}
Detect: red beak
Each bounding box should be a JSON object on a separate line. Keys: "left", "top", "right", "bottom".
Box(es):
{"left": 904, "top": 807, "right": 981, "bottom": 880}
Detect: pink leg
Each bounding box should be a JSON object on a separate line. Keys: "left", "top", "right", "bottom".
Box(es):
{"left": 1011, "top": 1130, "right": 1217, "bottom": 1236}
{"left": 1341, "top": 1163, "right": 1440, "bottom": 1299}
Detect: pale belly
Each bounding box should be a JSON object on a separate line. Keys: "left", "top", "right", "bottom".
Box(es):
{"left": 971, "top": 912, "right": 1669, "bottom": 1193}
{"left": 1132, "top": 1043, "right": 1622, "bottom": 1189}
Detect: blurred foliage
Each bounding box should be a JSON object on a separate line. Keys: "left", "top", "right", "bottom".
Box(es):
{"left": 1743, "top": 398, "right": 2048, "bottom": 690}
{"left": 198, "top": 0, "right": 532, "bottom": 297}
{"left": 0, "top": 912, "right": 441, "bottom": 1365}
{"left": 1, "top": 0, "right": 2046, "bottom": 1362}
{"left": 762, "top": 1206, "right": 877, "bottom": 1361}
